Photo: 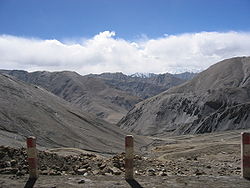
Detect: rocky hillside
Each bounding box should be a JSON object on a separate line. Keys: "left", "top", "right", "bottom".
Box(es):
{"left": 0, "top": 73, "right": 146, "bottom": 153}
{"left": 0, "top": 70, "right": 191, "bottom": 124}
{"left": 0, "top": 71, "right": 141, "bottom": 124}
{"left": 0, "top": 142, "right": 241, "bottom": 177}
{"left": 119, "top": 57, "right": 250, "bottom": 136}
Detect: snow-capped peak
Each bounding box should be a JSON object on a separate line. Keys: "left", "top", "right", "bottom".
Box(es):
{"left": 130, "top": 72, "right": 156, "bottom": 78}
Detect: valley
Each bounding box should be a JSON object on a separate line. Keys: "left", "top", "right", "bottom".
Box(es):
{"left": 0, "top": 56, "right": 250, "bottom": 187}
{"left": 1, "top": 0, "right": 250, "bottom": 187}
{"left": 0, "top": 70, "right": 194, "bottom": 124}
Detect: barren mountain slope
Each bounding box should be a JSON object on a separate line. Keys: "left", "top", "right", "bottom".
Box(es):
{"left": 1, "top": 70, "right": 190, "bottom": 124}
{"left": 0, "top": 73, "right": 146, "bottom": 153}
{"left": 0, "top": 71, "right": 141, "bottom": 124}
{"left": 119, "top": 57, "right": 250, "bottom": 136}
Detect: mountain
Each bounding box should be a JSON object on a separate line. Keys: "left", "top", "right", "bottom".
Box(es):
{"left": 130, "top": 72, "right": 157, "bottom": 78}
{"left": 87, "top": 72, "right": 186, "bottom": 99}
{"left": 1, "top": 70, "right": 190, "bottom": 124}
{"left": 118, "top": 57, "right": 250, "bottom": 136}
{"left": 0, "top": 71, "right": 141, "bottom": 124}
{"left": 0, "top": 73, "right": 147, "bottom": 153}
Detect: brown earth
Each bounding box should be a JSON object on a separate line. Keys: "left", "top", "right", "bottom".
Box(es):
{"left": 1, "top": 129, "right": 250, "bottom": 187}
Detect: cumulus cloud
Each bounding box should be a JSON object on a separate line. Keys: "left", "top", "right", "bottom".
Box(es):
{"left": 0, "top": 31, "right": 250, "bottom": 75}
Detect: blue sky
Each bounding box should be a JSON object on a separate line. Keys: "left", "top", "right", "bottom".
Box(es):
{"left": 1, "top": 0, "right": 249, "bottom": 39}
{"left": 0, "top": 0, "right": 250, "bottom": 74}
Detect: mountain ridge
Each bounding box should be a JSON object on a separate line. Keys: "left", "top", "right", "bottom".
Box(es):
{"left": 1, "top": 70, "right": 194, "bottom": 123}
{"left": 118, "top": 56, "right": 250, "bottom": 136}
{"left": 0, "top": 73, "right": 147, "bottom": 153}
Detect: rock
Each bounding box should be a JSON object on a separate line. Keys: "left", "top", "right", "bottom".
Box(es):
{"left": 99, "top": 163, "right": 106, "bottom": 170}
{"left": 61, "top": 171, "right": 67, "bottom": 175}
{"left": 5, "top": 161, "right": 11, "bottom": 167}
{"left": 147, "top": 168, "right": 156, "bottom": 176}
{"left": 109, "top": 167, "right": 122, "bottom": 175}
{"left": 134, "top": 155, "right": 142, "bottom": 160}
{"left": 16, "top": 170, "right": 26, "bottom": 176}
{"left": 70, "top": 171, "right": 76, "bottom": 175}
{"left": 22, "top": 165, "right": 28, "bottom": 170}
{"left": 10, "top": 160, "right": 17, "bottom": 167}
{"left": 49, "top": 171, "right": 62, "bottom": 176}
{"left": 97, "top": 162, "right": 102, "bottom": 167}
{"left": 0, "top": 167, "right": 18, "bottom": 174}
{"left": 92, "top": 170, "right": 100, "bottom": 175}
{"left": 194, "top": 169, "right": 206, "bottom": 176}
{"left": 135, "top": 170, "right": 139, "bottom": 175}
{"left": 77, "top": 168, "right": 88, "bottom": 175}
{"left": 113, "top": 161, "right": 123, "bottom": 168}
{"left": 40, "top": 165, "right": 47, "bottom": 171}
{"left": 41, "top": 170, "right": 50, "bottom": 175}
{"left": 0, "top": 143, "right": 241, "bottom": 179}
{"left": 147, "top": 168, "right": 156, "bottom": 173}
{"left": 104, "top": 172, "right": 113, "bottom": 176}
{"left": 0, "top": 151, "right": 5, "bottom": 159}
{"left": 78, "top": 179, "right": 85, "bottom": 184}
{"left": 81, "top": 164, "right": 89, "bottom": 169}
{"left": 158, "top": 171, "right": 167, "bottom": 176}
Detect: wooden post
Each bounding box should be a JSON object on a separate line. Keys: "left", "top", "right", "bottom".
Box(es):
{"left": 241, "top": 132, "right": 250, "bottom": 178}
{"left": 125, "top": 135, "right": 134, "bottom": 180}
{"left": 26, "top": 136, "right": 38, "bottom": 179}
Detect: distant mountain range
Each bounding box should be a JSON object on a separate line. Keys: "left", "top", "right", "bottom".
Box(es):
{"left": 87, "top": 72, "right": 195, "bottom": 99}
{"left": 0, "top": 70, "right": 195, "bottom": 123}
{"left": 119, "top": 57, "right": 250, "bottom": 136}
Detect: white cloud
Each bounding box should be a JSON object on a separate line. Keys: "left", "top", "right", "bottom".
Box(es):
{"left": 0, "top": 31, "right": 250, "bottom": 75}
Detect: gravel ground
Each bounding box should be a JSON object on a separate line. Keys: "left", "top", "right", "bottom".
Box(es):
{"left": 1, "top": 174, "right": 250, "bottom": 188}
{"left": 1, "top": 129, "right": 250, "bottom": 187}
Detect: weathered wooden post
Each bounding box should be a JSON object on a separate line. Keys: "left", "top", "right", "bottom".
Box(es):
{"left": 26, "top": 136, "right": 38, "bottom": 179}
{"left": 125, "top": 135, "right": 134, "bottom": 180}
{"left": 241, "top": 132, "right": 250, "bottom": 178}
